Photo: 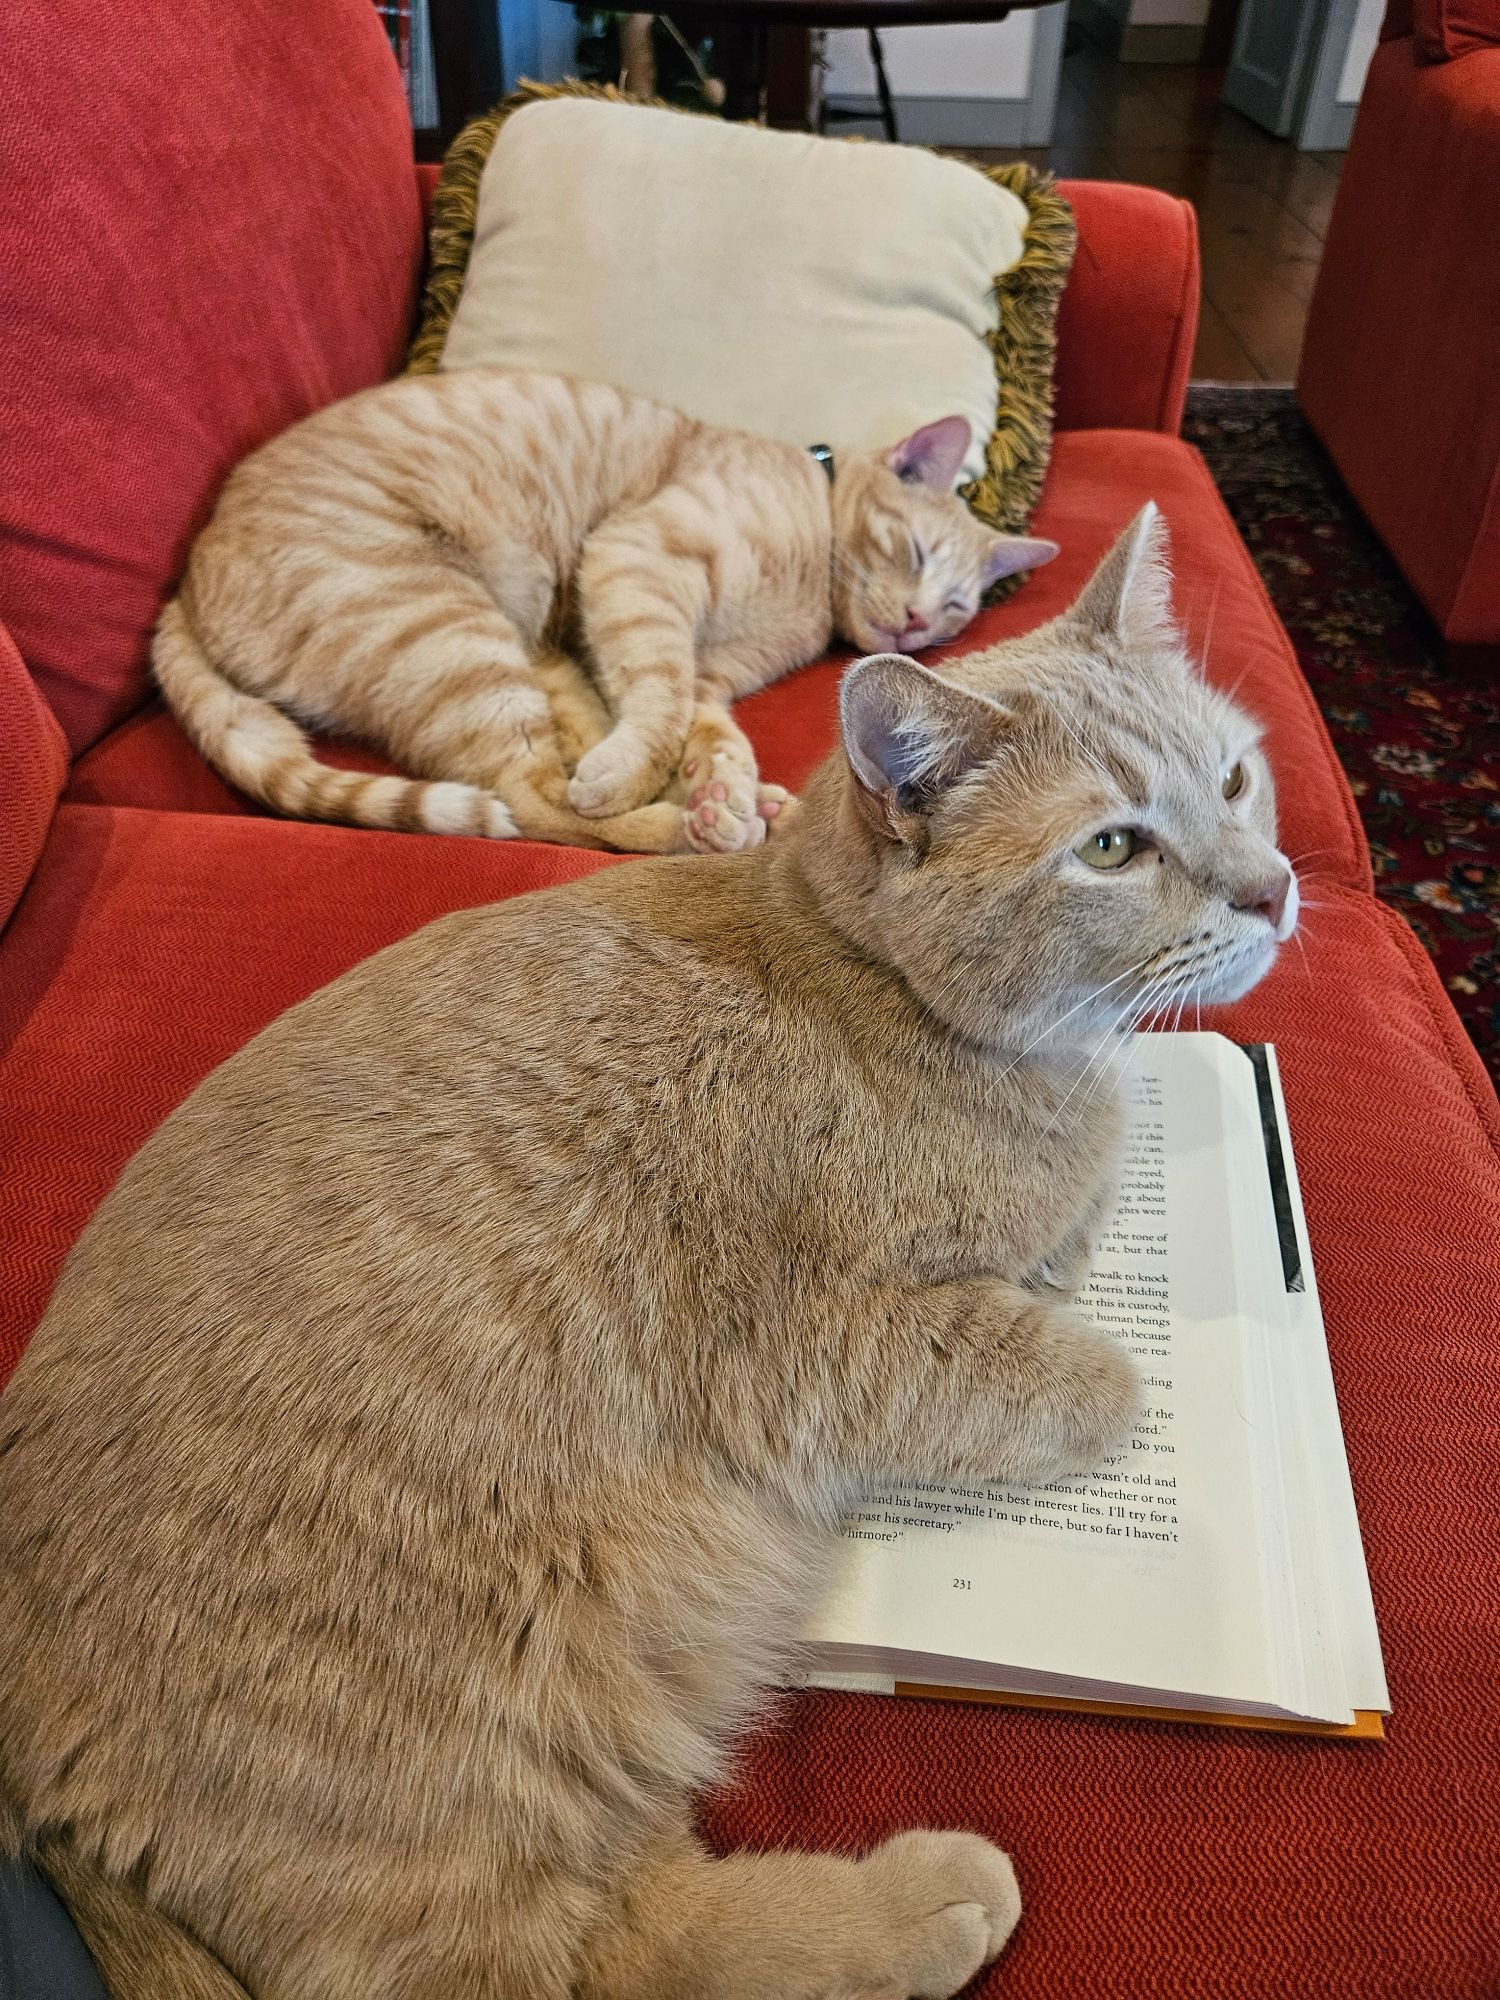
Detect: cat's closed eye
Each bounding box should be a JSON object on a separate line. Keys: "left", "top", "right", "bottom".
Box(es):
{"left": 1222, "top": 760, "right": 1246, "bottom": 800}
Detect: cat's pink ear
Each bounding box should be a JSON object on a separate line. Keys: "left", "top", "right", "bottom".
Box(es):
{"left": 982, "top": 533, "right": 1060, "bottom": 586}
{"left": 885, "top": 416, "right": 971, "bottom": 492}
{"left": 1068, "top": 501, "right": 1178, "bottom": 650}
{"left": 841, "top": 652, "right": 1006, "bottom": 843}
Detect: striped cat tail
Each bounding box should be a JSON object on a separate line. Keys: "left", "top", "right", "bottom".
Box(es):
{"left": 151, "top": 599, "right": 518, "bottom": 840}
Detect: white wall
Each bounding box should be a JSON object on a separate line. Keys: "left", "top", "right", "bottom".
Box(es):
{"left": 1338, "top": 0, "right": 1385, "bottom": 101}
{"left": 823, "top": 13, "right": 1035, "bottom": 101}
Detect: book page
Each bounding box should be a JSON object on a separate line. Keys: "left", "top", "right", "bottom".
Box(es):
{"left": 808, "top": 1034, "right": 1336, "bottom": 1718}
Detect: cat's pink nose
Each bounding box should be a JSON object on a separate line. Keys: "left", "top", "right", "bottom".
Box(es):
{"left": 1235, "top": 869, "right": 1292, "bottom": 932}
{"left": 903, "top": 609, "right": 928, "bottom": 636}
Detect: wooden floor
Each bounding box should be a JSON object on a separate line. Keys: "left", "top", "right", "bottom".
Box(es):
{"left": 963, "top": 40, "right": 1345, "bottom": 382}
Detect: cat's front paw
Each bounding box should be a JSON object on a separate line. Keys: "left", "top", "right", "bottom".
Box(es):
{"left": 1022, "top": 1232, "right": 1093, "bottom": 1298}
{"left": 756, "top": 783, "right": 798, "bottom": 839}
{"left": 858, "top": 1829, "right": 1021, "bottom": 1997}
{"left": 569, "top": 726, "right": 659, "bottom": 818}
{"left": 1008, "top": 1305, "right": 1140, "bottom": 1484}
{"left": 683, "top": 751, "right": 767, "bottom": 854}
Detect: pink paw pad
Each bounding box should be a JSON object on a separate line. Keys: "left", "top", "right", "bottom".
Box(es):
{"left": 684, "top": 759, "right": 698, "bottom": 778}
{"left": 710, "top": 782, "right": 728, "bottom": 802}
{"left": 758, "top": 797, "right": 782, "bottom": 819}
{"left": 699, "top": 804, "right": 718, "bottom": 827}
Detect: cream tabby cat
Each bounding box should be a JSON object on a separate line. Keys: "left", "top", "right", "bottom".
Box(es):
{"left": 154, "top": 367, "right": 1056, "bottom": 854}
{"left": 0, "top": 509, "right": 1296, "bottom": 2000}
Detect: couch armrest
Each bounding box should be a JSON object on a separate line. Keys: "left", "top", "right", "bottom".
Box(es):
{"left": 0, "top": 619, "right": 69, "bottom": 934}
{"left": 1052, "top": 181, "right": 1199, "bottom": 436}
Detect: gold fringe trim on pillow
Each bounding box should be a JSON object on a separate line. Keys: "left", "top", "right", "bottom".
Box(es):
{"left": 960, "top": 160, "right": 1075, "bottom": 596}
{"left": 407, "top": 81, "right": 1076, "bottom": 576}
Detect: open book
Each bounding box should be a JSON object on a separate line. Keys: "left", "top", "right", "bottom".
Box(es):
{"left": 802, "top": 1034, "right": 1388, "bottom": 1737}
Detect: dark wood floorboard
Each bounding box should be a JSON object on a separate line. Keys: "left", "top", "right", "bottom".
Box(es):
{"left": 955, "top": 36, "right": 1347, "bottom": 382}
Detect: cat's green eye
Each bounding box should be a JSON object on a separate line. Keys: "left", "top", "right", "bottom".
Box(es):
{"left": 1075, "top": 828, "right": 1141, "bottom": 870}
{"left": 1222, "top": 760, "right": 1246, "bottom": 800}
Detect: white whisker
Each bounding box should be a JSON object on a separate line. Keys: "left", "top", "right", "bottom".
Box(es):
{"left": 1197, "top": 577, "right": 1223, "bottom": 685}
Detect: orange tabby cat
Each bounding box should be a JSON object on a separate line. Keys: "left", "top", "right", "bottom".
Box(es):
{"left": 0, "top": 509, "right": 1296, "bottom": 1999}
{"left": 154, "top": 367, "right": 1057, "bottom": 853}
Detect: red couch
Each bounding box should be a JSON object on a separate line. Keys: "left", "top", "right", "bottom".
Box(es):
{"left": 1298, "top": 0, "right": 1500, "bottom": 655}
{"left": 3, "top": 2, "right": 1499, "bottom": 1995}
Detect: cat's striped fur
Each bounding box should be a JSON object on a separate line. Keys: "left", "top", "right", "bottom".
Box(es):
{"left": 154, "top": 368, "right": 1057, "bottom": 853}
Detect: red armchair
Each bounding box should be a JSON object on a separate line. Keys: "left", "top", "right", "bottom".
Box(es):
{"left": 2, "top": 2, "right": 1498, "bottom": 1995}
{"left": 1298, "top": 1, "right": 1500, "bottom": 656}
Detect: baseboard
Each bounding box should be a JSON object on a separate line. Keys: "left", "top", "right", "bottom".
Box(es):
{"left": 1120, "top": 24, "right": 1207, "bottom": 63}
{"left": 822, "top": 95, "right": 1033, "bottom": 148}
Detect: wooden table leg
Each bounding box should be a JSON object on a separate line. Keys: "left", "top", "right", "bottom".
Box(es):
{"left": 712, "top": 14, "right": 767, "bottom": 121}
{"left": 765, "top": 25, "right": 814, "bottom": 128}
{"left": 867, "top": 25, "right": 899, "bottom": 141}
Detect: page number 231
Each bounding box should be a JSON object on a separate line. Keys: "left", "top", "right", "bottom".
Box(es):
{"left": 952, "top": 1577, "right": 972, "bottom": 1591}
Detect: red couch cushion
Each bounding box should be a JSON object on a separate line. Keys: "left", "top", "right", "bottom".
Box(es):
{"left": 0, "top": 623, "right": 68, "bottom": 933}
{"left": 0, "top": 0, "right": 423, "bottom": 759}
{"left": 0, "top": 802, "right": 1495, "bottom": 1996}
{"left": 65, "top": 430, "right": 1373, "bottom": 892}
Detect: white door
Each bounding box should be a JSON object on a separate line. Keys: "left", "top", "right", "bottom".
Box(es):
{"left": 1222, "top": 0, "right": 1323, "bottom": 136}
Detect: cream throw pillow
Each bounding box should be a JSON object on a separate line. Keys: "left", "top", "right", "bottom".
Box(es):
{"left": 437, "top": 98, "right": 1029, "bottom": 486}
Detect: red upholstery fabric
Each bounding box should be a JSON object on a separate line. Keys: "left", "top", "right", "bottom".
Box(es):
{"left": 0, "top": 622, "right": 68, "bottom": 933}
{"left": 1298, "top": 38, "right": 1500, "bottom": 645}
{"left": 1415, "top": 0, "right": 1500, "bottom": 60}
{"left": 0, "top": 807, "right": 622, "bottom": 1375}
{"left": 1381, "top": 0, "right": 1418, "bottom": 37}
{"left": 1, "top": 806, "right": 1495, "bottom": 1996}
{"left": 66, "top": 430, "right": 1372, "bottom": 892}
{"left": 1381, "top": 0, "right": 1500, "bottom": 56}
{"left": 1052, "top": 182, "right": 1199, "bottom": 436}
{"left": 0, "top": 0, "right": 423, "bottom": 758}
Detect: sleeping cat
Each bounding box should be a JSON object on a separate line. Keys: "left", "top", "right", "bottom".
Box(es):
{"left": 0, "top": 507, "right": 1296, "bottom": 2000}
{"left": 153, "top": 366, "right": 1057, "bottom": 854}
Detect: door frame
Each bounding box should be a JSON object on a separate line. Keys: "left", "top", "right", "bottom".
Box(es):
{"left": 1223, "top": 0, "right": 1370, "bottom": 151}
{"left": 1291, "top": 0, "right": 1364, "bottom": 150}
{"left": 1022, "top": 0, "right": 1069, "bottom": 145}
